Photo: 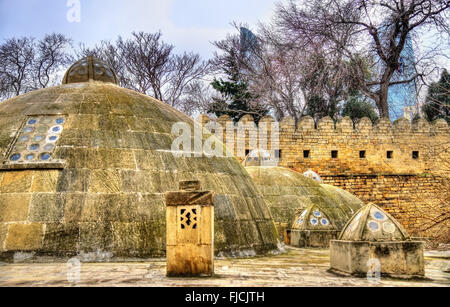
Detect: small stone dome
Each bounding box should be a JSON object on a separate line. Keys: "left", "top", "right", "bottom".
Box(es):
{"left": 303, "top": 170, "right": 322, "bottom": 183}
{"left": 339, "top": 203, "right": 409, "bottom": 241}
{"left": 242, "top": 149, "right": 278, "bottom": 167}
{"left": 245, "top": 166, "right": 364, "bottom": 238}
{"left": 292, "top": 205, "right": 338, "bottom": 231}
{"left": 62, "top": 56, "right": 118, "bottom": 85}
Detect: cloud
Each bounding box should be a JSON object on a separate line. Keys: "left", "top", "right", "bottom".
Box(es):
{"left": 0, "top": 0, "right": 277, "bottom": 59}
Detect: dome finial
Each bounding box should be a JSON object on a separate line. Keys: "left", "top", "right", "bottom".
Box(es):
{"left": 62, "top": 56, "right": 118, "bottom": 85}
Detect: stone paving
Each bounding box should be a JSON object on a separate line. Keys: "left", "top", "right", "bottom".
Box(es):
{"left": 0, "top": 247, "right": 448, "bottom": 287}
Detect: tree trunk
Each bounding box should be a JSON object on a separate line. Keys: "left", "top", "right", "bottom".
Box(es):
{"left": 378, "top": 82, "right": 390, "bottom": 119}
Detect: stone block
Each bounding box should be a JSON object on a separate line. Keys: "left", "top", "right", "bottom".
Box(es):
{"left": 62, "top": 193, "right": 87, "bottom": 224}
{"left": 165, "top": 191, "right": 214, "bottom": 207}
{"left": 0, "top": 171, "right": 33, "bottom": 193}
{"left": 0, "top": 194, "right": 31, "bottom": 222}
{"left": 79, "top": 222, "right": 113, "bottom": 253}
{"left": 31, "top": 170, "right": 60, "bottom": 192}
{"left": 57, "top": 169, "right": 90, "bottom": 192}
{"left": 290, "top": 230, "right": 339, "bottom": 248}
{"left": 5, "top": 223, "right": 44, "bottom": 251}
{"left": 89, "top": 169, "right": 121, "bottom": 193}
{"left": 165, "top": 182, "right": 214, "bottom": 277}
{"left": 29, "top": 193, "right": 64, "bottom": 223}
{"left": 42, "top": 223, "right": 79, "bottom": 254}
{"left": 330, "top": 240, "right": 425, "bottom": 277}
{"left": 0, "top": 223, "right": 7, "bottom": 252}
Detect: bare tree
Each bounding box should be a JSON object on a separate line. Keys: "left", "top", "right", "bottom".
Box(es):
{"left": 118, "top": 32, "right": 172, "bottom": 99}
{"left": 34, "top": 33, "right": 72, "bottom": 88}
{"left": 0, "top": 37, "right": 35, "bottom": 99}
{"left": 275, "top": 0, "right": 450, "bottom": 120}
{"left": 166, "top": 52, "right": 211, "bottom": 109}
{"left": 176, "top": 80, "right": 215, "bottom": 116}
{"left": 73, "top": 31, "right": 210, "bottom": 112}
{"left": 210, "top": 23, "right": 350, "bottom": 123}
{"left": 76, "top": 40, "right": 133, "bottom": 89}
{"left": 116, "top": 32, "right": 210, "bottom": 108}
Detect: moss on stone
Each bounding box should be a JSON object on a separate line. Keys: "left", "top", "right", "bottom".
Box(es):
{"left": 0, "top": 81, "right": 279, "bottom": 258}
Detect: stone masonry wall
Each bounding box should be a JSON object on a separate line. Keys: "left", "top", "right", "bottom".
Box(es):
{"left": 198, "top": 114, "right": 450, "bottom": 240}
{"left": 321, "top": 174, "right": 449, "bottom": 238}
{"left": 198, "top": 114, "right": 450, "bottom": 177}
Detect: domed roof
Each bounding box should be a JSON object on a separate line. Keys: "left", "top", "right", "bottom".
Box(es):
{"left": 242, "top": 149, "right": 278, "bottom": 167}
{"left": 303, "top": 170, "right": 322, "bottom": 183}
{"left": 245, "top": 166, "right": 364, "bottom": 231}
{"left": 62, "top": 56, "right": 118, "bottom": 85}
{"left": 292, "top": 204, "right": 338, "bottom": 231}
{"left": 339, "top": 203, "right": 409, "bottom": 241}
{"left": 0, "top": 58, "right": 279, "bottom": 259}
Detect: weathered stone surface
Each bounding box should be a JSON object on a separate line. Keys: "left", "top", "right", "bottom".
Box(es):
{"left": 0, "top": 60, "right": 279, "bottom": 259}
{"left": 5, "top": 223, "right": 43, "bottom": 251}
{"left": 165, "top": 191, "right": 214, "bottom": 206}
{"left": 0, "top": 224, "right": 7, "bottom": 252}
{"left": 41, "top": 223, "right": 79, "bottom": 254}
{"left": 79, "top": 222, "right": 114, "bottom": 253}
{"left": 89, "top": 170, "right": 121, "bottom": 193}
{"left": 247, "top": 166, "right": 364, "bottom": 242}
{"left": 166, "top": 185, "right": 214, "bottom": 277}
{"left": 111, "top": 221, "right": 165, "bottom": 257}
{"left": 31, "top": 170, "right": 60, "bottom": 193}
{"left": 0, "top": 194, "right": 31, "bottom": 222}
{"left": 29, "top": 193, "right": 64, "bottom": 223}
{"left": 203, "top": 114, "right": 450, "bottom": 240}
{"left": 56, "top": 169, "right": 90, "bottom": 192}
{"left": 330, "top": 240, "right": 425, "bottom": 277}
{"left": 291, "top": 230, "right": 339, "bottom": 248}
{"left": 0, "top": 171, "right": 33, "bottom": 193}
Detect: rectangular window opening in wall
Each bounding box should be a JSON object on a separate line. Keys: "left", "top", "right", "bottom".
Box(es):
{"left": 245, "top": 149, "right": 250, "bottom": 156}
{"left": 275, "top": 150, "right": 282, "bottom": 161}
{"left": 387, "top": 151, "right": 393, "bottom": 159}
{"left": 303, "top": 150, "right": 310, "bottom": 159}
{"left": 359, "top": 151, "right": 366, "bottom": 159}
{"left": 412, "top": 151, "right": 419, "bottom": 159}
{"left": 331, "top": 150, "right": 338, "bottom": 159}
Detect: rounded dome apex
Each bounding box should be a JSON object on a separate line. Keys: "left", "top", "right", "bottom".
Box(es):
{"left": 242, "top": 149, "right": 278, "bottom": 167}
{"left": 339, "top": 203, "right": 409, "bottom": 241}
{"left": 62, "top": 56, "right": 118, "bottom": 85}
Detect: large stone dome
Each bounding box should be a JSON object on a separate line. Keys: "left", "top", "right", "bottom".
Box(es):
{"left": 245, "top": 166, "right": 364, "bottom": 238}
{"left": 0, "top": 58, "right": 278, "bottom": 260}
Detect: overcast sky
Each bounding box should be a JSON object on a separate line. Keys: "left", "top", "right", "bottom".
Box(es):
{"left": 0, "top": 0, "right": 278, "bottom": 59}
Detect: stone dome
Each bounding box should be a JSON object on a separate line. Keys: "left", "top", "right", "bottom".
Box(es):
{"left": 291, "top": 205, "right": 338, "bottom": 231}
{"left": 339, "top": 203, "right": 409, "bottom": 241}
{"left": 62, "top": 56, "right": 118, "bottom": 85}
{"left": 303, "top": 170, "right": 322, "bottom": 183}
{"left": 242, "top": 149, "right": 278, "bottom": 167}
{"left": 0, "top": 59, "right": 279, "bottom": 259}
{"left": 245, "top": 166, "right": 364, "bottom": 237}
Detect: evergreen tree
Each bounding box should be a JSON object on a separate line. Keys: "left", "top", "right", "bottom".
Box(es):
{"left": 305, "top": 94, "right": 339, "bottom": 121}
{"left": 208, "top": 78, "right": 268, "bottom": 123}
{"left": 422, "top": 70, "right": 450, "bottom": 124}
{"left": 341, "top": 91, "right": 379, "bottom": 124}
